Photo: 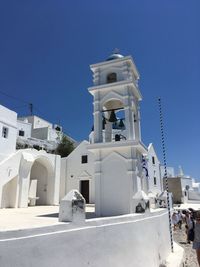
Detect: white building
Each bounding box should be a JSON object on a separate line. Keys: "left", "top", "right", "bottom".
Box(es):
{"left": 162, "top": 166, "right": 200, "bottom": 203}
{"left": 61, "top": 52, "right": 149, "bottom": 217}
{"left": 146, "top": 143, "right": 162, "bottom": 195}
{"left": 0, "top": 105, "right": 18, "bottom": 161}
{"left": 60, "top": 140, "right": 95, "bottom": 203}
{"left": 0, "top": 105, "right": 61, "bottom": 208}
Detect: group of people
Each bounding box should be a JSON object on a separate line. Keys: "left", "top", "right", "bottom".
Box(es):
{"left": 172, "top": 209, "right": 200, "bottom": 266}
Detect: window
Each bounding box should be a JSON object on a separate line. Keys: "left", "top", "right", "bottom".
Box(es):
{"left": 2, "top": 127, "right": 8, "bottom": 138}
{"left": 152, "top": 156, "right": 155, "bottom": 165}
{"left": 154, "top": 177, "right": 157, "bottom": 185}
{"left": 81, "top": 155, "right": 88, "bottom": 164}
{"left": 19, "top": 130, "right": 25, "bottom": 136}
{"left": 107, "top": 72, "right": 117, "bottom": 83}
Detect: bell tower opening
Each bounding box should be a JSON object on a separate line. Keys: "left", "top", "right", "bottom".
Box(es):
{"left": 102, "top": 99, "right": 126, "bottom": 143}
{"left": 107, "top": 72, "right": 117, "bottom": 83}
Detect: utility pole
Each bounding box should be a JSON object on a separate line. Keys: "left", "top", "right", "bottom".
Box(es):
{"left": 158, "top": 97, "right": 174, "bottom": 253}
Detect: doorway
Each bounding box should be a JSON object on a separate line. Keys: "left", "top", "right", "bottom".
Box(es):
{"left": 80, "top": 180, "right": 89, "bottom": 203}
{"left": 30, "top": 160, "right": 48, "bottom": 205}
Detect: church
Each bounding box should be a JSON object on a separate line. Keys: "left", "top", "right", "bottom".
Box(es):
{"left": 0, "top": 51, "right": 164, "bottom": 212}
{"left": 60, "top": 51, "right": 164, "bottom": 216}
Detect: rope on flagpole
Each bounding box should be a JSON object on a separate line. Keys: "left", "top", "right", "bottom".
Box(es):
{"left": 158, "top": 97, "right": 174, "bottom": 253}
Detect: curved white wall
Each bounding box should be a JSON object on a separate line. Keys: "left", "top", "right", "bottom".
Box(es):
{"left": 0, "top": 210, "right": 171, "bottom": 267}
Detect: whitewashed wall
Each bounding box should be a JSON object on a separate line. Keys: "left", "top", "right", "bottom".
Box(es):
{"left": 147, "top": 143, "right": 162, "bottom": 195}
{"left": 0, "top": 210, "right": 171, "bottom": 267}
{"left": 0, "top": 105, "right": 17, "bottom": 161}
{"left": 61, "top": 141, "right": 95, "bottom": 203}
{"left": 17, "top": 120, "right": 32, "bottom": 138}
{"left": 19, "top": 116, "right": 52, "bottom": 129}
{"left": 181, "top": 177, "right": 193, "bottom": 190}
{"left": 0, "top": 149, "right": 61, "bottom": 208}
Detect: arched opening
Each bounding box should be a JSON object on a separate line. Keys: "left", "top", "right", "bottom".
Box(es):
{"left": 107, "top": 72, "right": 117, "bottom": 83}
{"left": 29, "top": 158, "right": 54, "bottom": 206}
{"left": 102, "top": 99, "right": 126, "bottom": 142}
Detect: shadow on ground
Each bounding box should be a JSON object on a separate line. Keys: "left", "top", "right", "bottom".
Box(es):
{"left": 37, "top": 212, "right": 96, "bottom": 219}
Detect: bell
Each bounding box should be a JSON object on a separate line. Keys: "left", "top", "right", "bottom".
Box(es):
{"left": 108, "top": 110, "right": 117, "bottom": 122}
{"left": 102, "top": 117, "right": 106, "bottom": 129}
{"left": 119, "top": 119, "right": 125, "bottom": 128}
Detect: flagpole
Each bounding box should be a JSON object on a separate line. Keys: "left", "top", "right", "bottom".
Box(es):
{"left": 158, "top": 97, "right": 174, "bottom": 253}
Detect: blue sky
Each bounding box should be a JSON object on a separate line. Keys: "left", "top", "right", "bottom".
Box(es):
{"left": 0, "top": 1, "right": 199, "bottom": 179}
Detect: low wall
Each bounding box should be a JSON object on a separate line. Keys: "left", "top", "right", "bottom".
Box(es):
{"left": 0, "top": 210, "right": 171, "bottom": 267}
{"left": 188, "top": 190, "right": 200, "bottom": 201}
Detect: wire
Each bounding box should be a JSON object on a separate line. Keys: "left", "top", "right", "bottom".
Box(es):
{"left": 0, "top": 89, "right": 29, "bottom": 104}
{"left": 0, "top": 89, "right": 73, "bottom": 138}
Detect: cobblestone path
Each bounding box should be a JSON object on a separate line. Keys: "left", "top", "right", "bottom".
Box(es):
{"left": 173, "top": 227, "right": 199, "bottom": 267}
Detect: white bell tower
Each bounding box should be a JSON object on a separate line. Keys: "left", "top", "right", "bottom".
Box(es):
{"left": 88, "top": 51, "right": 147, "bottom": 216}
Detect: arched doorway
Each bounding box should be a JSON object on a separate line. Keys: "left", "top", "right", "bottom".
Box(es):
{"left": 29, "top": 158, "right": 53, "bottom": 206}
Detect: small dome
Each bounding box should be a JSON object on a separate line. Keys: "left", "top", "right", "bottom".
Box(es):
{"left": 106, "top": 52, "right": 124, "bottom": 61}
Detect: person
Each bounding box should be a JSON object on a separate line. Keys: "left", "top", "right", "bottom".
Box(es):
{"left": 177, "top": 210, "right": 183, "bottom": 229}
{"left": 172, "top": 211, "right": 179, "bottom": 231}
{"left": 193, "top": 211, "right": 200, "bottom": 266}
{"left": 185, "top": 210, "right": 194, "bottom": 243}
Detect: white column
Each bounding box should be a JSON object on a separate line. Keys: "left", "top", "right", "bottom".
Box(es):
{"left": 94, "top": 172, "right": 101, "bottom": 216}
{"left": 93, "top": 96, "right": 102, "bottom": 143}
{"left": 124, "top": 106, "right": 135, "bottom": 140}
{"left": 52, "top": 155, "right": 61, "bottom": 205}
{"left": 94, "top": 152, "right": 101, "bottom": 216}
{"left": 94, "top": 111, "right": 102, "bottom": 143}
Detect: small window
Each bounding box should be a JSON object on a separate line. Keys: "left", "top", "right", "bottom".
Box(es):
{"left": 107, "top": 72, "right": 117, "bottom": 83}
{"left": 2, "top": 127, "right": 8, "bottom": 138}
{"left": 81, "top": 155, "right": 88, "bottom": 164}
{"left": 154, "top": 177, "right": 157, "bottom": 185}
{"left": 152, "top": 156, "right": 155, "bottom": 165}
{"left": 19, "top": 130, "right": 25, "bottom": 136}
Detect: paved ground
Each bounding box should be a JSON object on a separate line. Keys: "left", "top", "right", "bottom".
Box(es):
{"left": 173, "top": 226, "right": 199, "bottom": 267}
{"left": 0, "top": 205, "right": 95, "bottom": 231}
{"left": 0, "top": 205, "right": 199, "bottom": 266}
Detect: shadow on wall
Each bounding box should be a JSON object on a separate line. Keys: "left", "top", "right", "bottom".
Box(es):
{"left": 37, "top": 211, "right": 96, "bottom": 219}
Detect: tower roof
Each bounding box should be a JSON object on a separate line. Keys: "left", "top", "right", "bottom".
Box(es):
{"left": 106, "top": 51, "right": 124, "bottom": 61}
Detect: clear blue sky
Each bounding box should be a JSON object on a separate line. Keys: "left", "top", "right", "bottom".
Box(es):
{"left": 0, "top": 1, "right": 199, "bottom": 179}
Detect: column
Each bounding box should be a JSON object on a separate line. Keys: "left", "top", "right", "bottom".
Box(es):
{"left": 124, "top": 106, "right": 135, "bottom": 140}
{"left": 93, "top": 96, "right": 103, "bottom": 143}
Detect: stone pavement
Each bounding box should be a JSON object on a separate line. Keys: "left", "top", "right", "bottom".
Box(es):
{"left": 173, "top": 226, "right": 199, "bottom": 267}
{"left": 0, "top": 205, "right": 95, "bottom": 231}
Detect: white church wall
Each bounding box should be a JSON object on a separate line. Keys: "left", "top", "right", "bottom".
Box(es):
{"left": 147, "top": 144, "right": 162, "bottom": 195}
{"left": 89, "top": 143, "right": 146, "bottom": 216}
{"left": 100, "top": 151, "right": 131, "bottom": 216}
{"left": 0, "top": 105, "right": 17, "bottom": 161}
{"left": 62, "top": 141, "right": 95, "bottom": 203}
